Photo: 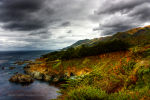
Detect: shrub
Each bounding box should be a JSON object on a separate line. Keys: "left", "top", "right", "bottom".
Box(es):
{"left": 136, "top": 67, "right": 150, "bottom": 88}
{"left": 122, "top": 61, "right": 136, "bottom": 74}
{"left": 65, "top": 86, "right": 107, "bottom": 100}
{"left": 108, "top": 92, "right": 134, "bottom": 100}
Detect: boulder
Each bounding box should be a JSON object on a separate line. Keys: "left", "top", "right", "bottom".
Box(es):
{"left": 26, "top": 71, "right": 43, "bottom": 80}
{"left": 9, "top": 73, "right": 34, "bottom": 84}
{"left": 32, "top": 71, "right": 43, "bottom": 80}
{"left": 24, "top": 70, "right": 46, "bottom": 80}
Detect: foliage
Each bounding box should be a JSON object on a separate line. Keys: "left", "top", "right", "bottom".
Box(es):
{"left": 122, "top": 61, "right": 136, "bottom": 74}
{"left": 135, "top": 67, "right": 150, "bottom": 89}
{"left": 42, "top": 39, "right": 130, "bottom": 61}
{"left": 57, "top": 47, "right": 150, "bottom": 100}
{"left": 27, "top": 26, "right": 150, "bottom": 100}
{"left": 65, "top": 86, "right": 107, "bottom": 100}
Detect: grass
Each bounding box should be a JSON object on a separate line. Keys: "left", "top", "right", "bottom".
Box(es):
{"left": 66, "top": 86, "right": 107, "bottom": 100}
{"left": 54, "top": 45, "right": 150, "bottom": 100}
{"left": 27, "top": 45, "right": 150, "bottom": 100}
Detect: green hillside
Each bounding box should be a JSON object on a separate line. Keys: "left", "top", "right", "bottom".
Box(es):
{"left": 65, "top": 25, "right": 150, "bottom": 49}
{"left": 25, "top": 25, "right": 150, "bottom": 100}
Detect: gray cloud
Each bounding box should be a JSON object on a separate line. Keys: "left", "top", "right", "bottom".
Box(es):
{"left": 128, "top": 3, "right": 150, "bottom": 21}
{"left": 96, "top": 0, "right": 149, "bottom": 15}
{"left": 0, "top": 0, "right": 100, "bottom": 50}
{"left": 0, "top": 0, "right": 54, "bottom": 31}
{"left": 92, "top": 0, "right": 150, "bottom": 35}
{"left": 0, "top": 0, "right": 149, "bottom": 50}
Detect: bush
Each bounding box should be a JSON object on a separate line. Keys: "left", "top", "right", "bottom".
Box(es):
{"left": 108, "top": 92, "right": 133, "bottom": 100}
{"left": 136, "top": 67, "right": 150, "bottom": 88}
{"left": 122, "top": 61, "right": 136, "bottom": 74}
{"left": 65, "top": 86, "right": 107, "bottom": 100}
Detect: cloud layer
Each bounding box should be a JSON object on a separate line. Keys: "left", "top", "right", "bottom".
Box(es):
{"left": 0, "top": 0, "right": 149, "bottom": 50}
{"left": 0, "top": 0, "right": 51, "bottom": 31}
{"left": 92, "top": 0, "right": 150, "bottom": 35}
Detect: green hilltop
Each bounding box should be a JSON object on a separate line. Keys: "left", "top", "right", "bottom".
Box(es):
{"left": 66, "top": 25, "right": 150, "bottom": 49}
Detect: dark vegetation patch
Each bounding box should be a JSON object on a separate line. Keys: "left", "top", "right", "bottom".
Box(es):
{"left": 42, "top": 39, "right": 130, "bottom": 61}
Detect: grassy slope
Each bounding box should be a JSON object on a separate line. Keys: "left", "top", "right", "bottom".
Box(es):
{"left": 27, "top": 25, "right": 150, "bottom": 100}
{"left": 57, "top": 45, "right": 150, "bottom": 100}
{"left": 57, "top": 26, "right": 150, "bottom": 100}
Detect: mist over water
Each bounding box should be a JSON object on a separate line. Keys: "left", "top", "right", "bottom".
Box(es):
{"left": 0, "top": 50, "right": 60, "bottom": 100}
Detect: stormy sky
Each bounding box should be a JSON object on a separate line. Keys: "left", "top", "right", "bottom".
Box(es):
{"left": 0, "top": 0, "right": 149, "bottom": 50}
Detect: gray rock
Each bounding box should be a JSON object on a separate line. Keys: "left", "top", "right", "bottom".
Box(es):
{"left": 9, "top": 73, "right": 34, "bottom": 84}
{"left": 32, "top": 71, "right": 43, "bottom": 80}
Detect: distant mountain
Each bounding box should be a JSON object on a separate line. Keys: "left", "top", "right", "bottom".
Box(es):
{"left": 64, "top": 25, "right": 150, "bottom": 49}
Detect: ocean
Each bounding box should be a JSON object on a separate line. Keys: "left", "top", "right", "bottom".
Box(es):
{"left": 0, "top": 50, "right": 60, "bottom": 100}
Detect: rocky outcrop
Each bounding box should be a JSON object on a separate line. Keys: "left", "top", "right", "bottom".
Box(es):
{"left": 24, "top": 68, "right": 69, "bottom": 83}
{"left": 25, "top": 69, "right": 51, "bottom": 81}
{"left": 23, "top": 59, "right": 90, "bottom": 84}
{"left": 30, "top": 71, "right": 43, "bottom": 80}
{"left": 9, "top": 73, "right": 34, "bottom": 84}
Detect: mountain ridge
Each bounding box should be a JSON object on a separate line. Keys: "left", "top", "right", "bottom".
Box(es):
{"left": 64, "top": 25, "right": 150, "bottom": 49}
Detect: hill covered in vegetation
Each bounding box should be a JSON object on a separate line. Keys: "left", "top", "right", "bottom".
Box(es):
{"left": 24, "top": 25, "right": 150, "bottom": 100}
{"left": 64, "top": 25, "right": 150, "bottom": 49}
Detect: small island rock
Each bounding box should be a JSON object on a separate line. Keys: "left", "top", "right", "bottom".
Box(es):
{"left": 9, "top": 73, "right": 34, "bottom": 84}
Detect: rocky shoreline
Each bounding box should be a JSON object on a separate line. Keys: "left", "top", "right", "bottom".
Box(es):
{"left": 9, "top": 58, "right": 91, "bottom": 86}
{"left": 24, "top": 65, "right": 74, "bottom": 84}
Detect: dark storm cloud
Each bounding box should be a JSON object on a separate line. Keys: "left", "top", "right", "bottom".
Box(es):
{"left": 1, "top": 0, "right": 150, "bottom": 50}
{"left": 0, "top": 0, "right": 54, "bottom": 31}
{"left": 0, "top": 0, "right": 43, "bottom": 12}
{"left": 0, "top": 0, "right": 99, "bottom": 50}
{"left": 96, "top": 0, "right": 149, "bottom": 15}
{"left": 128, "top": 3, "right": 150, "bottom": 21}
{"left": 93, "top": 0, "right": 150, "bottom": 35}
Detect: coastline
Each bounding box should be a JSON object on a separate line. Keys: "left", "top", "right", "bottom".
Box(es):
{"left": 23, "top": 58, "right": 91, "bottom": 85}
